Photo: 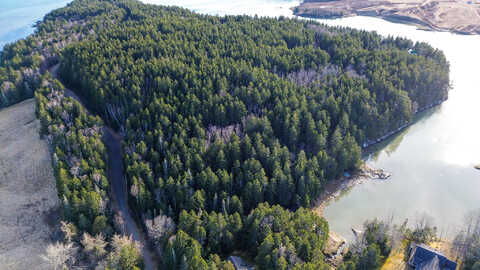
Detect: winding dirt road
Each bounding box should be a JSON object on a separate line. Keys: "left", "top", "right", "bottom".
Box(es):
{"left": 49, "top": 64, "right": 158, "bottom": 270}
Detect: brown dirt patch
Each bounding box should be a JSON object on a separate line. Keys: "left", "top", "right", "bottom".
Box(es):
{"left": 0, "top": 99, "right": 60, "bottom": 270}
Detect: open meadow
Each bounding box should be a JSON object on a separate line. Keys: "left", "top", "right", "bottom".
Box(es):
{"left": 0, "top": 99, "right": 60, "bottom": 269}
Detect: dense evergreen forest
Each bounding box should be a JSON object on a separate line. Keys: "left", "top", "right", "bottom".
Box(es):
{"left": 35, "top": 76, "right": 144, "bottom": 269}
{"left": 0, "top": 0, "right": 451, "bottom": 269}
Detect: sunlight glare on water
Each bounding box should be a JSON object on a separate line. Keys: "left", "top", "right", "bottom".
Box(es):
{"left": 140, "top": 0, "right": 300, "bottom": 17}
{"left": 316, "top": 16, "right": 480, "bottom": 168}
{"left": 315, "top": 16, "right": 480, "bottom": 239}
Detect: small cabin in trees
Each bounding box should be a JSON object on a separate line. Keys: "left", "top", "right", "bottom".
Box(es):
{"left": 408, "top": 243, "right": 457, "bottom": 270}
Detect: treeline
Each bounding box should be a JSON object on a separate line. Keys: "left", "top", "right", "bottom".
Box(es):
{"left": 36, "top": 75, "right": 110, "bottom": 235}
{"left": 35, "top": 75, "right": 144, "bottom": 269}
{"left": 158, "top": 204, "right": 329, "bottom": 270}
{"left": 58, "top": 0, "right": 450, "bottom": 215}
{"left": 337, "top": 217, "right": 441, "bottom": 270}
{"left": 1, "top": 0, "right": 451, "bottom": 268}
{"left": 338, "top": 220, "right": 392, "bottom": 270}
{"left": 0, "top": 38, "right": 43, "bottom": 107}
{"left": 53, "top": 0, "right": 450, "bottom": 268}
{"left": 0, "top": 0, "right": 126, "bottom": 108}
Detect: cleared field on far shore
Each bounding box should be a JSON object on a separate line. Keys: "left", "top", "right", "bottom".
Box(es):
{"left": 0, "top": 99, "right": 60, "bottom": 270}
{"left": 296, "top": 0, "right": 480, "bottom": 35}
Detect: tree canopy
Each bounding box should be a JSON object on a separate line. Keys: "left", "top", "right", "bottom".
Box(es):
{"left": 1, "top": 0, "right": 450, "bottom": 268}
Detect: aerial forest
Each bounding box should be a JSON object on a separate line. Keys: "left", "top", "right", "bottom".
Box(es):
{"left": 0, "top": 0, "right": 450, "bottom": 269}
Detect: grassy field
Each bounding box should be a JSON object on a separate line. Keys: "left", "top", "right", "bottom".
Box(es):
{"left": 381, "top": 240, "right": 459, "bottom": 270}
{"left": 0, "top": 99, "right": 60, "bottom": 270}
{"left": 381, "top": 241, "right": 409, "bottom": 270}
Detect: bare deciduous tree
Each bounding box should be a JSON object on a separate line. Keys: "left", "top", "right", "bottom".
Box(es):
{"left": 453, "top": 209, "right": 480, "bottom": 262}
{"left": 81, "top": 232, "right": 107, "bottom": 261}
{"left": 41, "top": 241, "right": 77, "bottom": 270}
{"left": 145, "top": 214, "right": 176, "bottom": 248}
{"left": 60, "top": 221, "right": 77, "bottom": 243}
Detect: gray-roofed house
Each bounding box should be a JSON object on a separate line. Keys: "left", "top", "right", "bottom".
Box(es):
{"left": 408, "top": 243, "right": 457, "bottom": 270}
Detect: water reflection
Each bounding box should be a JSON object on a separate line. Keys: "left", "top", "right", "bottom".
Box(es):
{"left": 313, "top": 15, "right": 480, "bottom": 241}
{"left": 141, "top": 0, "right": 301, "bottom": 17}
{"left": 365, "top": 107, "right": 441, "bottom": 161}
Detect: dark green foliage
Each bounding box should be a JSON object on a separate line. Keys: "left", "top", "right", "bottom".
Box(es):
{"left": 338, "top": 219, "right": 392, "bottom": 270}
{"left": 49, "top": 0, "right": 447, "bottom": 268}
{"left": 164, "top": 230, "right": 235, "bottom": 270}
{"left": 178, "top": 210, "right": 243, "bottom": 256}
{"left": 35, "top": 75, "right": 112, "bottom": 236}
{"left": 56, "top": 0, "right": 449, "bottom": 225}
{"left": 164, "top": 230, "right": 208, "bottom": 270}
{"left": 168, "top": 204, "right": 329, "bottom": 270}
{"left": 4, "top": 0, "right": 451, "bottom": 268}
{"left": 244, "top": 203, "right": 329, "bottom": 269}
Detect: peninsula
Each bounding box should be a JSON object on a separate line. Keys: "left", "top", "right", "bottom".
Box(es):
{"left": 0, "top": 0, "right": 450, "bottom": 269}
{"left": 294, "top": 0, "right": 480, "bottom": 35}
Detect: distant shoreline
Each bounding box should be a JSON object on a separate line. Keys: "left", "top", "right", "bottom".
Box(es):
{"left": 294, "top": 0, "right": 480, "bottom": 35}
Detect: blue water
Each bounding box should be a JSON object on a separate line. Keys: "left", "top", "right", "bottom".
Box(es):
{"left": 0, "top": 0, "right": 71, "bottom": 50}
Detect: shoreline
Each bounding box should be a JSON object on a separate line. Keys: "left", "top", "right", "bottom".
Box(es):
{"left": 313, "top": 164, "right": 390, "bottom": 216}
{"left": 314, "top": 164, "right": 390, "bottom": 264}
{"left": 311, "top": 101, "right": 445, "bottom": 245}
{"left": 293, "top": 1, "right": 480, "bottom": 35}
{"left": 361, "top": 99, "right": 446, "bottom": 149}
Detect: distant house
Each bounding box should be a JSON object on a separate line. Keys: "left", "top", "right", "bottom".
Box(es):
{"left": 408, "top": 48, "right": 418, "bottom": 55}
{"left": 228, "top": 256, "right": 254, "bottom": 270}
{"left": 408, "top": 243, "right": 457, "bottom": 270}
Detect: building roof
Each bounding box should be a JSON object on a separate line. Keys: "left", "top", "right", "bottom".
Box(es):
{"left": 408, "top": 244, "right": 457, "bottom": 270}
{"left": 419, "top": 255, "right": 440, "bottom": 270}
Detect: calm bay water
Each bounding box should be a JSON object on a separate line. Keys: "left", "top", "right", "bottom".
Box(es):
{"left": 316, "top": 16, "right": 480, "bottom": 240}
{"left": 3, "top": 0, "right": 479, "bottom": 241}
{"left": 0, "top": 0, "right": 71, "bottom": 50}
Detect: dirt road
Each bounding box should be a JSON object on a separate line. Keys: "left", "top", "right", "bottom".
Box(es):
{"left": 49, "top": 64, "right": 158, "bottom": 270}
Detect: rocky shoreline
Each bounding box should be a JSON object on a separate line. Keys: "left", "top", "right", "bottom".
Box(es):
{"left": 294, "top": 0, "right": 480, "bottom": 35}
{"left": 323, "top": 231, "right": 348, "bottom": 266}
{"left": 311, "top": 100, "right": 445, "bottom": 262}
{"left": 315, "top": 164, "right": 391, "bottom": 265}
{"left": 313, "top": 164, "right": 391, "bottom": 216}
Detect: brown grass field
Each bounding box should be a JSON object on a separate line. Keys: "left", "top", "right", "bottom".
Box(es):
{"left": 0, "top": 99, "right": 60, "bottom": 270}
